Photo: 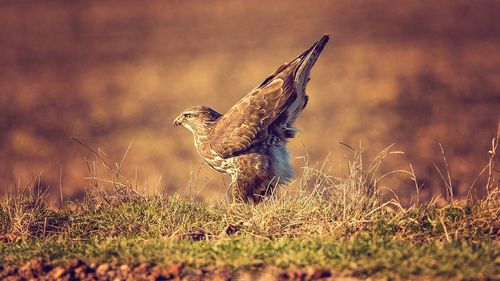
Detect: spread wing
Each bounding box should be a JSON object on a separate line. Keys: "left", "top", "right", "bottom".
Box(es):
{"left": 208, "top": 35, "right": 330, "bottom": 158}
{"left": 208, "top": 69, "right": 297, "bottom": 159}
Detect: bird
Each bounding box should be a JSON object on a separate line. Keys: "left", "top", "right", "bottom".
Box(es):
{"left": 173, "top": 34, "right": 330, "bottom": 203}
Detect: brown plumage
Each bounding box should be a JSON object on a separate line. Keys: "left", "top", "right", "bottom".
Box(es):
{"left": 173, "top": 34, "right": 330, "bottom": 203}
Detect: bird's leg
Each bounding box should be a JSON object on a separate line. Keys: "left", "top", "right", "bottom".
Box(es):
{"left": 230, "top": 181, "right": 250, "bottom": 203}
{"left": 230, "top": 176, "right": 274, "bottom": 204}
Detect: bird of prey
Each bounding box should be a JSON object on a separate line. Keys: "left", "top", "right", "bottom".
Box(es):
{"left": 173, "top": 34, "right": 330, "bottom": 203}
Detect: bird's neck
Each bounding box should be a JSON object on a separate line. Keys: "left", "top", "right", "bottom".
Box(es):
{"left": 191, "top": 121, "right": 216, "bottom": 146}
{"left": 191, "top": 121, "right": 214, "bottom": 136}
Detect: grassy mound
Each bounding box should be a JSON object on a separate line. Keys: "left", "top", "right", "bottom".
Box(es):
{"left": 1, "top": 147, "right": 498, "bottom": 280}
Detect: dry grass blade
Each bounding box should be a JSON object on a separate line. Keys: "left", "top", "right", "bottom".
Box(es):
{"left": 72, "top": 139, "right": 145, "bottom": 205}
{"left": 468, "top": 117, "right": 500, "bottom": 201}
{"left": 72, "top": 137, "right": 112, "bottom": 170}
{"left": 486, "top": 116, "right": 500, "bottom": 194}
{"left": 117, "top": 137, "right": 135, "bottom": 175}
{"left": 433, "top": 143, "right": 454, "bottom": 202}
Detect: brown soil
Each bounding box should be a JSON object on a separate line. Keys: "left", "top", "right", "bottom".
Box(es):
{"left": 0, "top": 259, "right": 372, "bottom": 281}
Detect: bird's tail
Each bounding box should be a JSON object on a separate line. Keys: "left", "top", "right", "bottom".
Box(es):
{"left": 294, "top": 34, "right": 330, "bottom": 91}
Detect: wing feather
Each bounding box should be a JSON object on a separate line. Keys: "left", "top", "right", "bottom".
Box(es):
{"left": 208, "top": 35, "right": 330, "bottom": 158}
{"left": 208, "top": 76, "right": 293, "bottom": 158}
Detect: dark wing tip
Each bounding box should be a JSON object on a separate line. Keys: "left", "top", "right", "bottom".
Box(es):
{"left": 314, "top": 34, "right": 330, "bottom": 53}
{"left": 320, "top": 33, "right": 330, "bottom": 43}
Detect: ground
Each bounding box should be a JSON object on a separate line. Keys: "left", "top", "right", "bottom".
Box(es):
{"left": 1, "top": 149, "right": 498, "bottom": 280}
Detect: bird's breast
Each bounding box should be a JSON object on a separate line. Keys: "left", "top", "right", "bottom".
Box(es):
{"left": 193, "top": 137, "right": 233, "bottom": 174}
{"left": 202, "top": 154, "right": 234, "bottom": 174}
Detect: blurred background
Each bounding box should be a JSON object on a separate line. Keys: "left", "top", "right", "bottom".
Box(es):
{"left": 1, "top": 0, "right": 499, "bottom": 203}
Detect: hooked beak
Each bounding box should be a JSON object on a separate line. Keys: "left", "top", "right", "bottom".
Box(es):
{"left": 173, "top": 115, "right": 183, "bottom": 127}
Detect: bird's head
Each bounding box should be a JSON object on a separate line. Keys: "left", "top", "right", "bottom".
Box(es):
{"left": 173, "top": 106, "right": 222, "bottom": 134}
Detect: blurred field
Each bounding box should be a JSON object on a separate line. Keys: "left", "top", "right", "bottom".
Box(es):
{"left": 0, "top": 0, "right": 499, "bottom": 202}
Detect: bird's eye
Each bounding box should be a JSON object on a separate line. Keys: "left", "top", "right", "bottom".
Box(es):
{"left": 184, "top": 113, "right": 193, "bottom": 118}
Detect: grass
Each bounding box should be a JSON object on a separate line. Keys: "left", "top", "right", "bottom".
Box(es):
{"left": 2, "top": 236, "right": 497, "bottom": 279}
{"left": 0, "top": 144, "right": 499, "bottom": 280}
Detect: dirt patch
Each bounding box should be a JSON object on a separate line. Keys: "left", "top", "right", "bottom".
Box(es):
{"left": 0, "top": 259, "right": 373, "bottom": 281}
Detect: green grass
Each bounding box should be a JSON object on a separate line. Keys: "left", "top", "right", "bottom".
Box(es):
{"left": 1, "top": 147, "right": 499, "bottom": 280}
{"left": 1, "top": 236, "right": 497, "bottom": 279}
